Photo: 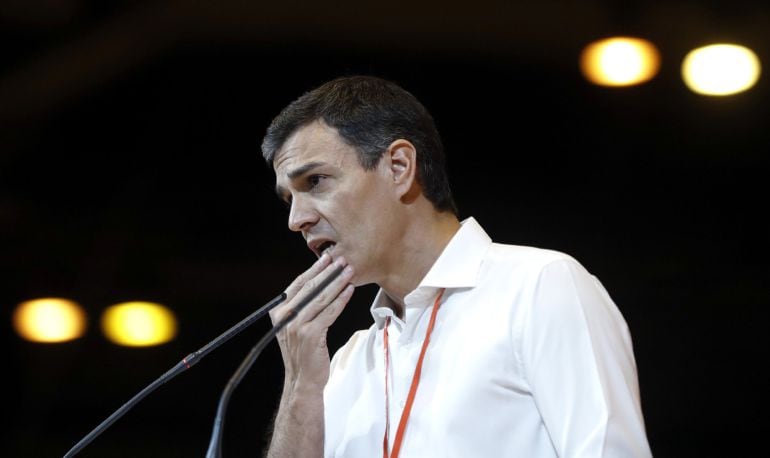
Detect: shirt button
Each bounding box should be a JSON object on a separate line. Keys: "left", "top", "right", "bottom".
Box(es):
{"left": 399, "top": 399, "right": 405, "bottom": 407}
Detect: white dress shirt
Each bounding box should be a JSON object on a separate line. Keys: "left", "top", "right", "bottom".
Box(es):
{"left": 324, "top": 218, "right": 652, "bottom": 457}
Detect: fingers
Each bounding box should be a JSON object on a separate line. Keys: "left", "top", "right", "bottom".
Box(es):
{"left": 296, "top": 258, "right": 353, "bottom": 323}
{"left": 293, "top": 262, "right": 353, "bottom": 324}
{"left": 269, "top": 256, "right": 356, "bottom": 387}
{"left": 271, "top": 253, "right": 333, "bottom": 324}
{"left": 270, "top": 255, "right": 354, "bottom": 327}
{"left": 284, "top": 251, "right": 333, "bottom": 299}
{"left": 312, "top": 283, "right": 354, "bottom": 330}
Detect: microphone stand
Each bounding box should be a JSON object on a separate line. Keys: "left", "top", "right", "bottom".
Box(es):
{"left": 63, "top": 292, "right": 287, "bottom": 457}
{"left": 205, "top": 264, "right": 345, "bottom": 458}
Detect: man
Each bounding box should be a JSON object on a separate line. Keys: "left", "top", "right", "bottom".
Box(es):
{"left": 263, "top": 76, "right": 651, "bottom": 457}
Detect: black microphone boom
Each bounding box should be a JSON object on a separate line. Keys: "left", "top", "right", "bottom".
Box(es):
{"left": 63, "top": 292, "right": 287, "bottom": 457}
{"left": 205, "top": 264, "right": 346, "bottom": 458}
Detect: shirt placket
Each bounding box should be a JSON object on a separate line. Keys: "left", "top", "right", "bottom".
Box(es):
{"left": 385, "top": 290, "right": 434, "bottom": 450}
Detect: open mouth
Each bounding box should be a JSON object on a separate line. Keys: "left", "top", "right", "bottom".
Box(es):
{"left": 308, "top": 237, "right": 338, "bottom": 258}
{"left": 308, "top": 240, "right": 336, "bottom": 258}
{"left": 317, "top": 241, "right": 336, "bottom": 257}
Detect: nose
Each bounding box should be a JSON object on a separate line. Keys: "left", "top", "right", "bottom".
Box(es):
{"left": 287, "top": 195, "right": 319, "bottom": 233}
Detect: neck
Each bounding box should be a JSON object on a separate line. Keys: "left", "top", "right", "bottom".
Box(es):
{"left": 377, "top": 209, "right": 460, "bottom": 318}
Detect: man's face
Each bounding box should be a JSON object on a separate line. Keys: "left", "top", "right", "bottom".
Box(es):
{"left": 273, "top": 120, "right": 396, "bottom": 285}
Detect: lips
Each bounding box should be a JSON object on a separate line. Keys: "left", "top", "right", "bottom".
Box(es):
{"left": 307, "top": 238, "right": 337, "bottom": 257}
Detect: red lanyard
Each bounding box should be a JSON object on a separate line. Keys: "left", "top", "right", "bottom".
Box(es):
{"left": 383, "top": 288, "right": 445, "bottom": 458}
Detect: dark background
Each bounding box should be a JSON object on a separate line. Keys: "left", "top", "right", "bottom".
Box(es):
{"left": 1, "top": 1, "right": 768, "bottom": 456}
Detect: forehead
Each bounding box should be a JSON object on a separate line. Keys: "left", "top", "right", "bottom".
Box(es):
{"left": 273, "top": 121, "right": 354, "bottom": 175}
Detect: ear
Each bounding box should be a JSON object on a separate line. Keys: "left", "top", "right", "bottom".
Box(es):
{"left": 384, "top": 139, "right": 418, "bottom": 201}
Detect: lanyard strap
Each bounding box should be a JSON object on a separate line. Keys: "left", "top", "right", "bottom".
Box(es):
{"left": 383, "top": 288, "right": 445, "bottom": 458}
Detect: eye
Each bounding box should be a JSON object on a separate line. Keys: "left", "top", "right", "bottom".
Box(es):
{"left": 308, "top": 174, "right": 326, "bottom": 189}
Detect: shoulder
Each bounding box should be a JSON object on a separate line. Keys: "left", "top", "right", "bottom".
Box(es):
{"left": 458, "top": 218, "right": 584, "bottom": 278}
{"left": 483, "top": 242, "right": 585, "bottom": 278}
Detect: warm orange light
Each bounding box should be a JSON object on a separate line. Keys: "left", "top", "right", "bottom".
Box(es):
{"left": 581, "top": 37, "right": 661, "bottom": 87}
{"left": 13, "top": 298, "right": 88, "bottom": 343}
{"left": 101, "top": 301, "right": 177, "bottom": 347}
{"left": 682, "top": 44, "right": 761, "bottom": 96}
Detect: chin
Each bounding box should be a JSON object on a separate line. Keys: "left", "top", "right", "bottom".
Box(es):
{"left": 350, "top": 270, "right": 375, "bottom": 288}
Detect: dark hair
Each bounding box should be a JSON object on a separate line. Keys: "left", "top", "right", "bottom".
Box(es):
{"left": 261, "top": 75, "right": 457, "bottom": 214}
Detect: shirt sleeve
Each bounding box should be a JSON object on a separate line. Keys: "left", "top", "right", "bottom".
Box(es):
{"left": 518, "top": 258, "right": 652, "bottom": 457}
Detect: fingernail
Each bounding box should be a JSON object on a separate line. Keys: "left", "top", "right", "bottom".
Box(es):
{"left": 344, "top": 265, "right": 353, "bottom": 275}
{"left": 335, "top": 256, "right": 347, "bottom": 267}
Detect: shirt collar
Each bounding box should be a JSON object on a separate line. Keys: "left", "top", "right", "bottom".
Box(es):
{"left": 370, "top": 217, "right": 492, "bottom": 328}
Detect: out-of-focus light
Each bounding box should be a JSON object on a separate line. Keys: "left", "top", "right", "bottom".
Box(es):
{"left": 580, "top": 37, "right": 661, "bottom": 86}
{"left": 682, "top": 44, "right": 761, "bottom": 96}
{"left": 101, "top": 302, "right": 177, "bottom": 347}
{"left": 13, "top": 298, "right": 87, "bottom": 343}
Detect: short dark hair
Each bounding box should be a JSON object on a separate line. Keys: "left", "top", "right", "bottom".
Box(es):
{"left": 261, "top": 75, "right": 457, "bottom": 214}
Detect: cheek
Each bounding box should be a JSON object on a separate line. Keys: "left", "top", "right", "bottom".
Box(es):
{"left": 334, "top": 172, "right": 393, "bottom": 249}
{"left": 338, "top": 199, "right": 384, "bottom": 259}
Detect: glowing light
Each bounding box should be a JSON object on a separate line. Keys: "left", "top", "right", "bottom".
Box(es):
{"left": 580, "top": 37, "right": 661, "bottom": 86}
{"left": 682, "top": 44, "right": 761, "bottom": 96}
{"left": 101, "top": 302, "right": 177, "bottom": 347}
{"left": 13, "top": 298, "right": 87, "bottom": 343}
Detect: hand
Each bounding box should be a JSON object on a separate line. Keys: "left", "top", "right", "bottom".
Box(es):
{"left": 269, "top": 253, "right": 355, "bottom": 391}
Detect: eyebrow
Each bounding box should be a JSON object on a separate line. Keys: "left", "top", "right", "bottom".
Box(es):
{"left": 274, "top": 161, "right": 327, "bottom": 200}
{"left": 288, "top": 161, "right": 326, "bottom": 180}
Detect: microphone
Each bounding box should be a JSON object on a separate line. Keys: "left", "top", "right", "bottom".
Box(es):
{"left": 205, "top": 264, "right": 346, "bottom": 458}
{"left": 63, "top": 292, "right": 286, "bottom": 457}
